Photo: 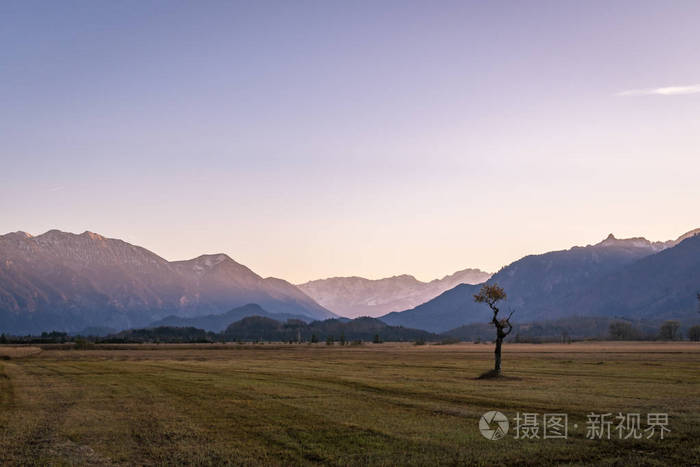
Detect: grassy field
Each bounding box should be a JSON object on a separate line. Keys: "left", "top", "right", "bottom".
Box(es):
{"left": 1, "top": 342, "right": 698, "bottom": 466}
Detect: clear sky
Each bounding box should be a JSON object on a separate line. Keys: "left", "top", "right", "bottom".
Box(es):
{"left": 2, "top": 1, "right": 699, "bottom": 283}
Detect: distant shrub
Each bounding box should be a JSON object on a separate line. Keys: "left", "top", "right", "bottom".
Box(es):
{"left": 74, "top": 338, "right": 91, "bottom": 350}
{"left": 373, "top": 334, "right": 383, "bottom": 344}
{"left": 351, "top": 339, "right": 363, "bottom": 346}
{"left": 311, "top": 334, "right": 318, "bottom": 343}
{"left": 414, "top": 338, "right": 425, "bottom": 346}
{"left": 326, "top": 336, "right": 334, "bottom": 345}
{"left": 689, "top": 325, "right": 700, "bottom": 342}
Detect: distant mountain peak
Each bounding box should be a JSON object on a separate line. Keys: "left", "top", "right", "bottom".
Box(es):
{"left": 40, "top": 229, "right": 66, "bottom": 238}
{"left": 2, "top": 231, "right": 33, "bottom": 240}
{"left": 191, "top": 253, "right": 234, "bottom": 267}
{"left": 595, "top": 229, "right": 700, "bottom": 251}
{"left": 595, "top": 233, "right": 666, "bottom": 250}
{"left": 32, "top": 229, "right": 106, "bottom": 243}
{"left": 81, "top": 231, "right": 105, "bottom": 241}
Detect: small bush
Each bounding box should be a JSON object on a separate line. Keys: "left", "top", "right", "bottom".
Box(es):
{"left": 689, "top": 325, "right": 700, "bottom": 342}
{"left": 74, "top": 338, "right": 91, "bottom": 350}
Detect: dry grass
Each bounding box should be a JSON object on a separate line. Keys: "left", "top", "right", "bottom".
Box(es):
{"left": 1, "top": 341, "right": 698, "bottom": 465}
{"left": 0, "top": 345, "right": 42, "bottom": 359}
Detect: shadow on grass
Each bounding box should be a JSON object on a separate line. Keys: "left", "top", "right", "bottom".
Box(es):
{"left": 476, "top": 369, "right": 521, "bottom": 380}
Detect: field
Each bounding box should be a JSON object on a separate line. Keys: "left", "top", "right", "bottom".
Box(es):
{"left": 1, "top": 342, "right": 699, "bottom": 466}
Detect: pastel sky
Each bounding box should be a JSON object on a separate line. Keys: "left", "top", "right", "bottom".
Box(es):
{"left": 2, "top": 1, "right": 699, "bottom": 283}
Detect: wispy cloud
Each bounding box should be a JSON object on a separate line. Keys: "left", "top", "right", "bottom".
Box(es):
{"left": 617, "top": 84, "right": 700, "bottom": 96}
{"left": 48, "top": 186, "right": 65, "bottom": 192}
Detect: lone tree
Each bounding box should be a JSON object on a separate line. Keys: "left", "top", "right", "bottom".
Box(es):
{"left": 474, "top": 283, "right": 514, "bottom": 376}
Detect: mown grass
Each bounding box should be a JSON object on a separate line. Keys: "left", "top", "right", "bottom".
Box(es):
{"left": 0, "top": 342, "right": 698, "bottom": 466}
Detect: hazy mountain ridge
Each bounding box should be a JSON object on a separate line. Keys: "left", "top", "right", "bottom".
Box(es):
{"left": 381, "top": 230, "right": 700, "bottom": 333}
{"left": 149, "top": 303, "right": 314, "bottom": 332}
{"left": 298, "top": 268, "right": 491, "bottom": 318}
{"left": 2, "top": 228, "right": 697, "bottom": 335}
{"left": 0, "top": 230, "right": 334, "bottom": 334}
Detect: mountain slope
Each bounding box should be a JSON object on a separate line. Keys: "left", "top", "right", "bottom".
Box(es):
{"left": 169, "top": 254, "right": 332, "bottom": 318}
{"left": 570, "top": 233, "right": 700, "bottom": 321}
{"left": 0, "top": 230, "right": 334, "bottom": 334}
{"left": 298, "top": 268, "right": 491, "bottom": 318}
{"left": 381, "top": 230, "right": 699, "bottom": 333}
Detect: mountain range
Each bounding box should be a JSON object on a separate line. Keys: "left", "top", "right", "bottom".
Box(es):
{"left": 297, "top": 268, "right": 491, "bottom": 318}
{"left": 381, "top": 230, "right": 700, "bottom": 333}
{"left": 1, "top": 228, "right": 698, "bottom": 336}
{"left": 0, "top": 230, "right": 334, "bottom": 334}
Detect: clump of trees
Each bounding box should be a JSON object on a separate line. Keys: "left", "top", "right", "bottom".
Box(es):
{"left": 658, "top": 321, "right": 681, "bottom": 341}
{"left": 608, "top": 321, "right": 642, "bottom": 340}
{"left": 474, "top": 283, "right": 513, "bottom": 376}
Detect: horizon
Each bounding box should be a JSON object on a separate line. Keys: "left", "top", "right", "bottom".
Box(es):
{"left": 2, "top": 1, "right": 699, "bottom": 283}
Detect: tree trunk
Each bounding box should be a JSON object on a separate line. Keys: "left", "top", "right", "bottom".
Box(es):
{"left": 494, "top": 336, "right": 502, "bottom": 374}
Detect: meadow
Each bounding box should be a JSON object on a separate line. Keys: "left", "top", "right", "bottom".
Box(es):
{"left": 1, "top": 342, "right": 698, "bottom": 466}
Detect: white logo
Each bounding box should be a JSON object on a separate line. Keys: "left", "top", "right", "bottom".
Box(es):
{"left": 480, "top": 411, "right": 509, "bottom": 440}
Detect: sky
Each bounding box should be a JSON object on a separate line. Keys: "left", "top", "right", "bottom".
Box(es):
{"left": 1, "top": 1, "right": 699, "bottom": 283}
